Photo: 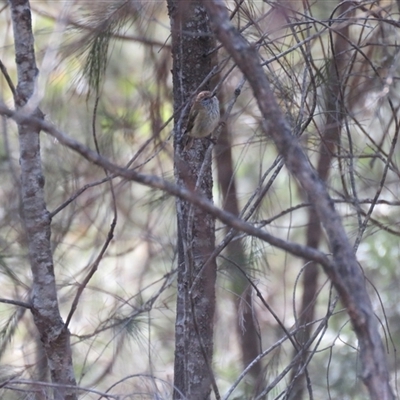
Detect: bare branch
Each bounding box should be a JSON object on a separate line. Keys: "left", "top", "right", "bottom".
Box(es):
{"left": 0, "top": 298, "right": 31, "bottom": 309}
{"left": 0, "top": 102, "right": 331, "bottom": 271}
{"left": 200, "top": 0, "right": 394, "bottom": 398}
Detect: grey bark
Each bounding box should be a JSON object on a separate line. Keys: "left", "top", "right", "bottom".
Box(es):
{"left": 201, "top": 0, "right": 394, "bottom": 399}
{"left": 9, "top": 1, "right": 77, "bottom": 399}
{"left": 166, "top": 1, "right": 218, "bottom": 399}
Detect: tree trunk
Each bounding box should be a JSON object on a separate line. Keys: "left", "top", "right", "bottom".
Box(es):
{"left": 215, "top": 110, "right": 262, "bottom": 392}
{"left": 10, "top": 1, "right": 77, "bottom": 399}
{"left": 166, "top": 1, "right": 218, "bottom": 398}
{"left": 289, "top": 3, "right": 353, "bottom": 398}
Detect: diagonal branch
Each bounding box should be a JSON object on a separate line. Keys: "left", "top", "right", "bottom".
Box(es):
{"left": 200, "top": 0, "right": 394, "bottom": 399}
{"left": 0, "top": 102, "right": 331, "bottom": 272}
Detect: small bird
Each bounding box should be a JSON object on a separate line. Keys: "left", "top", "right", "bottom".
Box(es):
{"left": 183, "top": 91, "right": 220, "bottom": 150}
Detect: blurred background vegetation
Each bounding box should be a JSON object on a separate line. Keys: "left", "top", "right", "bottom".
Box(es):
{"left": 1, "top": 0, "right": 400, "bottom": 398}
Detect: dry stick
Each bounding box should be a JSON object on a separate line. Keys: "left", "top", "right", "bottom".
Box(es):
{"left": 101, "top": 374, "right": 187, "bottom": 400}
{"left": 0, "top": 298, "right": 32, "bottom": 309}
{"left": 0, "top": 58, "right": 17, "bottom": 98}
{"left": 200, "top": 0, "right": 394, "bottom": 399}
{"left": 71, "top": 270, "right": 176, "bottom": 342}
{"left": 353, "top": 107, "right": 400, "bottom": 251}
{"left": 51, "top": 132, "right": 158, "bottom": 217}
{"left": 258, "top": 289, "right": 340, "bottom": 399}
{"left": 4, "top": 380, "right": 118, "bottom": 399}
{"left": 0, "top": 59, "right": 19, "bottom": 186}
{"left": 220, "top": 255, "right": 298, "bottom": 351}
{"left": 0, "top": 102, "right": 332, "bottom": 275}
{"left": 64, "top": 223, "right": 115, "bottom": 328}
{"left": 223, "top": 296, "right": 339, "bottom": 400}
{"left": 64, "top": 95, "right": 118, "bottom": 328}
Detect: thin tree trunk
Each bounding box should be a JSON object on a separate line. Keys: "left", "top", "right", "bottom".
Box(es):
{"left": 215, "top": 112, "right": 262, "bottom": 391}
{"left": 10, "top": 1, "right": 77, "bottom": 399}
{"left": 289, "top": 3, "right": 352, "bottom": 398}
{"left": 166, "top": 1, "right": 218, "bottom": 398}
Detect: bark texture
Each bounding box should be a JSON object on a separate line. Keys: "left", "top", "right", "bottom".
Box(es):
{"left": 10, "top": 1, "right": 77, "bottom": 399}
{"left": 166, "top": 1, "right": 218, "bottom": 398}
{"left": 201, "top": 0, "right": 394, "bottom": 399}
